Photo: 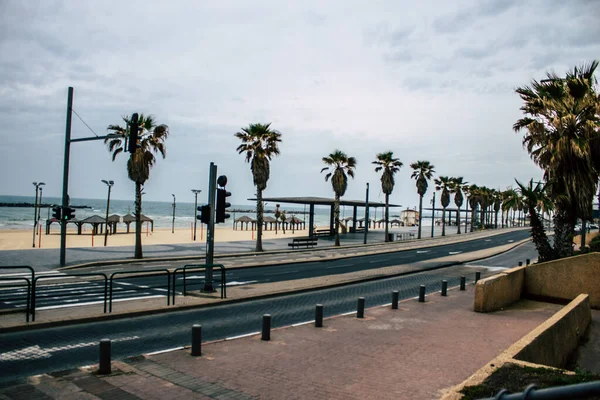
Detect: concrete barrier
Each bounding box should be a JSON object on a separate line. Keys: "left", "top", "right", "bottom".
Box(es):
{"left": 474, "top": 266, "right": 525, "bottom": 313}
{"left": 525, "top": 253, "right": 600, "bottom": 308}
{"left": 442, "top": 294, "right": 592, "bottom": 399}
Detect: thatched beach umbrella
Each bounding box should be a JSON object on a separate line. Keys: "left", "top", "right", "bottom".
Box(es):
{"left": 81, "top": 215, "right": 107, "bottom": 235}
{"left": 263, "top": 216, "right": 277, "bottom": 230}
{"left": 234, "top": 215, "right": 256, "bottom": 231}
{"left": 108, "top": 214, "right": 121, "bottom": 233}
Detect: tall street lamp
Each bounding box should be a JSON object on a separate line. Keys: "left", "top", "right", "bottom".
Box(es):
{"left": 171, "top": 194, "right": 176, "bottom": 233}
{"left": 32, "top": 182, "right": 45, "bottom": 248}
{"left": 191, "top": 189, "right": 201, "bottom": 240}
{"left": 102, "top": 180, "right": 114, "bottom": 246}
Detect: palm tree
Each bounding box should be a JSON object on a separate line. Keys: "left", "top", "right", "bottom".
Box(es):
{"left": 410, "top": 161, "right": 436, "bottom": 239}
{"left": 451, "top": 177, "right": 467, "bottom": 234}
{"left": 492, "top": 189, "right": 502, "bottom": 228}
{"left": 235, "top": 123, "right": 282, "bottom": 252}
{"left": 434, "top": 176, "right": 453, "bottom": 236}
{"left": 322, "top": 150, "right": 356, "bottom": 246}
{"left": 467, "top": 184, "right": 480, "bottom": 231}
{"left": 514, "top": 61, "right": 600, "bottom": 258}
{"left": 514, "top": 179, "right": 556, "bottom": 262}
{"left": 373, "top": 152, "right": 403, "bottom": 242}
{"left": 106, "top": 114, "right": 169, "bottom": 259}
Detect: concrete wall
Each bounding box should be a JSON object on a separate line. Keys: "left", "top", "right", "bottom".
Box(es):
{"left": 525, "top": 253, "right": 600, "bottom": 308}
{"left": 474, "top": 266, "right": 525, "bottom": 313}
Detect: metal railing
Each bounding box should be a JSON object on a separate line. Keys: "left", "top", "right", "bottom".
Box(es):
{"left": 0, "top": 266, "right": 34, "bottom": 322}
{"left": 109, "top": 269, "right": 171, "bottom": 312}
{"left": 32, "top": 273, "right": 108, "bottom": 321}
{"left": 172, "top": 264, "right": 226, "bottom": 304}
{"left": 0, "top": 277, "right": 31, "bottom": 322}
{"left": 481, "top": 381, "right": 600, "bottom": 399}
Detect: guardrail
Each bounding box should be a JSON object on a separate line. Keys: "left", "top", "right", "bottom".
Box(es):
{"left": 482, "top": 381, "right": 600, "bottom": 399}
{"left": 172, "top": 264, "right": 226, "bottom": 304}
{"left": 109, "top": 269, "right": 171, "bottom": 313}
{"left": 32, "top": 273, "right": 108, "bottom": 321}
{"left": 0, "top": 266, "right": 34, "bottom": 322}
{"left": 0, "top": 277, "right": 31, "bottom": 322}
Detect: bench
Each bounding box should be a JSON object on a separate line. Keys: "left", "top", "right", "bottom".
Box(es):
{"left": 288, "top": 237, "right": 319, "bottom": 248}
{"left": 395, "top": 232, "right": 416, "bottom": 241}
{"left": 313, "top": 229, "right": 332, "bottom": 238}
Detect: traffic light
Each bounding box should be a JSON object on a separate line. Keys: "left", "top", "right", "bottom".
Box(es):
{"left": 63, "top": 207, "right": 76, "bottom": 221}
{"left": 52, "top": 206, "right": 62, "bottom": 221}
{"left": 197, "top": 205, "right": 211, "bottom": 224}
{"left": 128, "top": 113, "right": 139, "bottom": 153}
{"left": 216, "top": 188, "right": 231, "bottom": 223}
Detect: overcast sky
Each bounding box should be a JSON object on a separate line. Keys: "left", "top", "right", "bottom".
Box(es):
{"left": 1, "top": 0, "right": 598, "bottom": 209}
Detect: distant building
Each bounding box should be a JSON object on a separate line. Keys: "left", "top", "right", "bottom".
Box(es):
{"left": 400, "top": 209, "right": 419, "bottom": 226}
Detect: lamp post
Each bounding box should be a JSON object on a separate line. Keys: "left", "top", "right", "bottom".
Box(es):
{"left": 192, "top": 189, "right": 201, "bottom": 240}
{"left": 102, "top": 180, "right": 114, "bottom": 246}
{"left": 171, "top": 194, "right": 176, "bottom": 234}
{"left": 32, "top": 182, "right": 45, "bottom": 247}
{"left": 431, "top": 192, "right": 436, "bottom": 238}
{"left": 38, "top": 185, "right": 44, "bottom": 224}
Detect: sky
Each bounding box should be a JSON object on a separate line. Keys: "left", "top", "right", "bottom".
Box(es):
{"left": 1, "top": 0, "right": 598, "bottom": 209}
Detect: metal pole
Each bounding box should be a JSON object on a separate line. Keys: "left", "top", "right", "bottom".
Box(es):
{"left": 38, "top": 186, "right": 43, "bottom": 225}
{"left": 98, "top": 339, "right": 111, "bottom": 374}
{"left": 261, "top": 314, "right": 271, "bottom": 341}
{"left": 32, "top": 184, "right": 39, "bottom": 248}
{"left": 419, "top": 285, "right": 426, "bottom": 302}
{"left": 363, "top": 183, "right": 369, "bottom": 244}
{"left": 441, "top": 280, "right": 448, "bottom": 296}
{"left": 104, "top": 183, "right": 112, "bottom": 246}
{"left": 357, "top": 297, "right": 365, "bottom": 318}
{"left": 191, "top": 324, "right": 202, "bottom": 356}
{"left": 431, "top": 192, "right": 436, "bottom": 238}
{"left": 204, "top": 163, "right": 217, "bottom": 291}
{"left": 392, "top": 291, "right": 399, "bottom": 309}
{"left": 60, "top": 87, "right": 73, "bottom": 267}
{"left": 315, "top": 304, "right": 323, "bottom": 327}
{"left": 192, "top": 190, "right": 200, "bottom": 241}
{"left": 171, "top": 194, "right": 176, "bottom": 233}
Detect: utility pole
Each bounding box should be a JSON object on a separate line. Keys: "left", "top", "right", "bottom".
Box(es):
{"left": 431, "top": 192, "right": 436, "bottom": 238}
{"left": 363, "top": 183, "right": 369, "bottom": 244}
{"left": 102, "top": 180, "right": 114, "bottom": 246}
{"left": 204, "top": 162, "right": 217, "bottom": 292}
{"left": 192, "top": 189, "right": 201, "bottom": 240}
{"left": 171, "top": 194, "right": 176, "bottom": 233}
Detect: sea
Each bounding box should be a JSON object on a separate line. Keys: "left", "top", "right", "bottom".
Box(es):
{"left": 0, "top": 195, "right": 413, "bottom": 231}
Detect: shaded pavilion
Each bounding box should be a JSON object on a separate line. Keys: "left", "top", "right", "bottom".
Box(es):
{"left": 262, "top": 216, "right": 278, "bottom": 230}
{"left": 81, "top": 215, "right": 107, "bottom": 235}
{"left": 45, "top": 218, "right": 81, "bottom": 234}
{"left": 107, "top": 214, "right": 121, "bottom": 233}
{"left": 122, "top": 214, "right": 154, "bottom": 233}
{"left": 248, "top": 196, "right": 400, "bottom": 238}
{"left": 234, "top": 215, "right": 256, "bottom": 231}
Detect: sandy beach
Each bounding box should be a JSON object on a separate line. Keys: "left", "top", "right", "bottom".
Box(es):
{"left": 0, "top": 225, "right": 325, "bottom": 250}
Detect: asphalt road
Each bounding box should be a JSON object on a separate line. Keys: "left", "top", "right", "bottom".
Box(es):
{"left": 0, "top": 230, "right": 531, "bottom": 311}
{"left": 0, "top": 239, "right": 539, "bottom": 384}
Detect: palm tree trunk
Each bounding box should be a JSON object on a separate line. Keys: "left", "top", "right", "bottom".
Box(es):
{"left": 456, "top": 205, "right": 461, "bottom": 234}
{"left": 494, "top": 210, "right": 498, "bottom": 229}
{"left": 441, "top": 208, "right": 446, "bottom": 236}
{"left": 553, "top": 207, "right": 574, "bottom": 258}
{"left": 134, "top": 182, "right": 143, "bottom": 259}
{"left": 334, "top": 194, "right": 340, "bottom": 246}
{"left": 470, "top": 204, "right": 475, "bottom": 232}
{"left": 384, "top": 194, "right": 389, "bottom": 242}
{"left": 529, "top": 206, "right": 555, "bottom": 262}
{"left": 255, "top": 189, "right": 264, "bottom": 252}
{"left": 417, "top": 195, "right": 423, "bottom": 239}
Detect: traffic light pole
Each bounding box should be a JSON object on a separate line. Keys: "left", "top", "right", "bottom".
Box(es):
{"left": 204, "top": 162, "right": 217, "bottom": 292}
{"left": 59, "top": 87, "right": 123, "bottom": 267}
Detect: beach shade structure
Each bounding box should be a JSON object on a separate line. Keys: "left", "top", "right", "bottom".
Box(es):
{"left": 288, "top": 216, "right": 305, "bottom": 230}
{"left": 122, "top": 214, "right": 154, "bottom": 233}
{"left": 377, "top": 218, "right": 386, "bottom": 228}
{"left": 107, "top": 214, "right": 121, "bottom": 234}
{"left": 81, "top": 215, "right": 108, "bottom": 235}
{"left": 390, "top": 218, "right": 403, "bottom": 227}
{"left": 141, "top": 214, "right": 154, "bottom": 232}
{"left": 45, "top": 217, "right": 82, "bottom": 235}
{"left": 262, "top": 216, "right": 278, "bottom": 231}
{"left": 234, "top": 215, "right": 256, "bottom": 231}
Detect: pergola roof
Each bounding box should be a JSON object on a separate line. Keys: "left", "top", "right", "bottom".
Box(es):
{"left": 81, "top": 215, "right": 106, "bottom": 224}
{"left": 248, "top": 196, "right": 400, "bottom": 208}
{"left": 108, "top": 214, "right": 121, "bottom": 222}
{"left": 235, "top": 216, "right": 255, "bottom": 223}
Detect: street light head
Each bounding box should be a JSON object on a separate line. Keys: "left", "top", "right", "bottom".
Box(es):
{"left": 109, "top": 180, "right": 114, "bottom": 185}
{"left": 32, "top": 181, "right": 37, "bottom": 186}
{"left": 102, "top": 180, "right": 108, "bottom": 185}
{"left": 39, "top": 182, "right": 45, "bottom": 186}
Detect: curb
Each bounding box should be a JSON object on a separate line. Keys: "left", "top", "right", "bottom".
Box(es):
{"left": 59, "top": 228, "right": 529, "bottom": 271}
{"left": 0, "top": 237, "right": 531, "bottom": 333}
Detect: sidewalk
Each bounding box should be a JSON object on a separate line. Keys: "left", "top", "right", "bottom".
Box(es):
{"left": 0, "top": 238, "right": 530, "bottom": 331}
{"left": 0, "top": 286, "right": 563, "bottom": 400}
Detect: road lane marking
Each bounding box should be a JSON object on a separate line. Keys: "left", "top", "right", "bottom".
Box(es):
{"left": 292, "top": 320, "right": 315, "bottom": 327}
{"left": 264, "top": 270, "right": 300, "bottom": 276}
{"left": 449, "top": 251, "right": 462, "bottom": 255}
{"left": 146, "top": 347, "right": 185, "bottom": 356}
{"left": 508, "top": 239, "right": 514, "bottom": 242}
{"left": 340, "top": 311, "right": 356, "bottom": 316}
{"left": 226, "top": 281, "right": 258, "bottom": 286}
{"left": 416, "top": 250, "right": 430, "bottom": 254}
{"left": 226, "top": 332, "right": 260, "bottom": 341}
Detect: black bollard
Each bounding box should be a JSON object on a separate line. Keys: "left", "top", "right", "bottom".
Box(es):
{"left": 475, "top": 272, "right": 481, "bottom": 283}
{"left": 392, "top": 291, "right": 399, "bottom": 309}
{"left": 460, "top": 276, "right": 466, "bottom": 291}
{"left": 191, "top": 324, "right": 202, "bottom": 356}
{"left": 357, "top": 297, "right": 365, "bottom": 318}
{"left": 418, "top": 285, "right": 426, "bottom": 302}
{"left": 526, "top": 259, "right": 530, "bottom": 266}
{"left": 518, "top": 261, "right": 523, "bottom": 266}
{"left": 315, "top": 304, "right": 323, "bottom": 328}
{"left": 441, "top": 280, "right": 448, "bottom": 296}
{"left": 262, "top": 314, "right": 271, "bottom": 341}
{"left": 98, "top": 339, "right": 111, "bottom": 375}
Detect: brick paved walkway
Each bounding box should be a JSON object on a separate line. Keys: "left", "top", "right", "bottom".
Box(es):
{"left": 0, "top": 288, "right": 561, "bottom": 399}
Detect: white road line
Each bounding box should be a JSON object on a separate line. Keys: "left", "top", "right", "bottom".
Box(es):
{"left": 325, "top": 264, "right": 353, "bottom": 269}
{"left": 449, "top": 251, "right": 462, "bottom": 255}
{"left": 416, "top": 250, "right": 430, "bottom": 254}
{"left": 508, "top": 239, "right": 515, "bottom": 242}
{"left": 264, "top": 270, "right": 299, "bottom": 276}
{"left": 292, "top": 320, "right": 314, "bottom": 327}
{"left": 146, "top": 347, "right": 184, "bottom": 356}
{"left": 381, "top": 303, "right": 392, "bottom": 307}
{"left": 226, "top": 281, "right": 258, "bottom": 286}
{"left": 340, "top": 311, "right": 356, "bottom": 316}
{"left": 0, "top": 271, "right": 64, "bottom": 278}
{"left": 225, "top": 331, "right": 260, "bottom": 341}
